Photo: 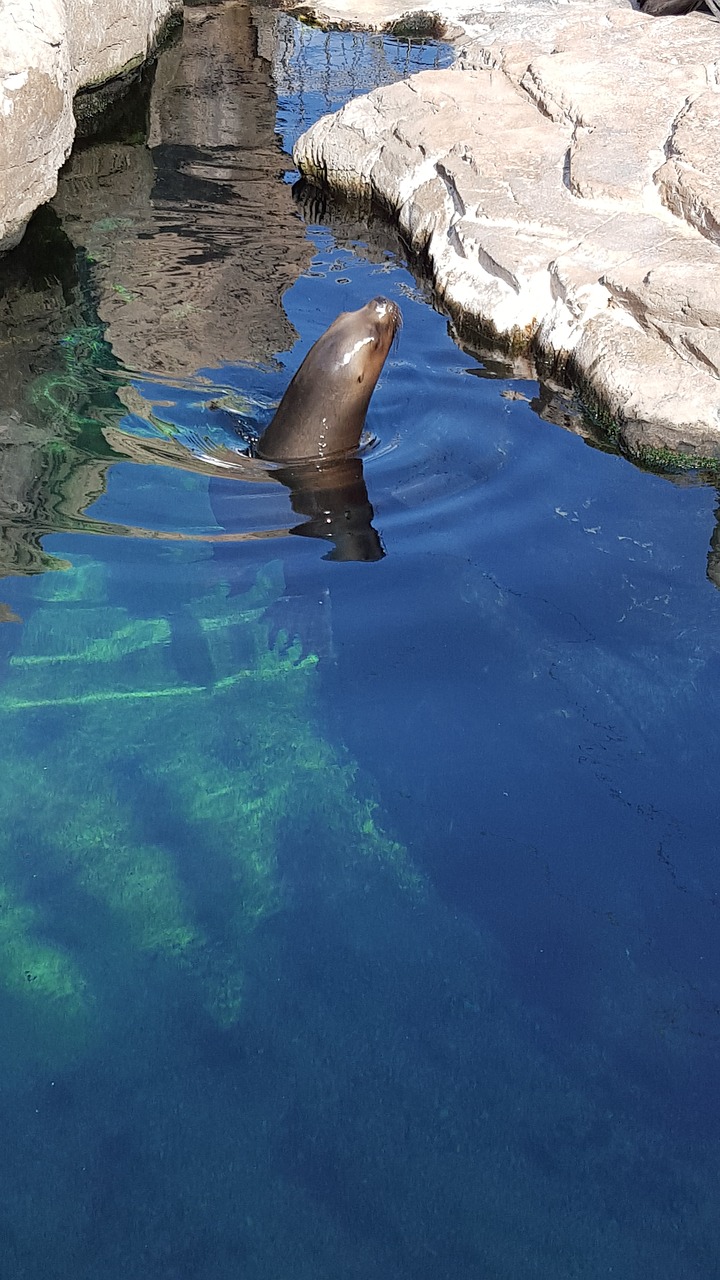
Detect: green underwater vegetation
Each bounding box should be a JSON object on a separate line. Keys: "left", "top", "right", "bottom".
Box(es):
{"left": 0, "top": 552, "right": 418, "bottom": 1072}
{"left": 0, "top": 884, "right": 87, "bottom": 1011}
{"left": 27, "top": 323, "right": 120, "bottom": 441}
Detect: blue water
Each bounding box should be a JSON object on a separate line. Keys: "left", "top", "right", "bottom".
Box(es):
{"left": 1, "top": 12, "right": 719, "bottom": 1280}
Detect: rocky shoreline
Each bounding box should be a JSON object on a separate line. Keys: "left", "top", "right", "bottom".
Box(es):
{"left": 0, "top": 0, "right": 181, "bottom": 254}
{"left": 2, "top": 0, "right": 720, "bottom": 458}
{"left": 289, "top": 0, "right": 720, "bottom": 459}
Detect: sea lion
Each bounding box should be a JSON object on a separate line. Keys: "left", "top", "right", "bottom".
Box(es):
{"left": 274, "top": 455, "right": 384, "bottom": 562}
{"left": 640, "top": 0, "right": 711, "bottom": 13}
{"left": 103, "top": 297, "right": 398, "bottom": 561}
{"left": 255, "top": 295, "right": 402, "bottom": 463}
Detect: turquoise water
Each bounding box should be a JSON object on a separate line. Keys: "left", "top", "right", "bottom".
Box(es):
{"left": 0, "top": 10, "right": 719, "bottom": 1279}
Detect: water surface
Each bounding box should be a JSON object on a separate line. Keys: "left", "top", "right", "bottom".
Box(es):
{"left": 0, "top": 7, "right": 719, "bottom": 1279}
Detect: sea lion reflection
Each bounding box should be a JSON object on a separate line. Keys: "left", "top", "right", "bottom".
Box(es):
{"left": 275, "top": 456, "right": 384, "bottom": 562}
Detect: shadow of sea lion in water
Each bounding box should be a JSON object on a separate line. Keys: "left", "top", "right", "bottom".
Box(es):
{"left": 212, "top": 295, "right": 402, "bottom": 563}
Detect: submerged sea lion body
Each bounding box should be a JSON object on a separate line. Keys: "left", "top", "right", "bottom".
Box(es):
{"left": 256, "top": 296, "right": 401, "bottom": 463}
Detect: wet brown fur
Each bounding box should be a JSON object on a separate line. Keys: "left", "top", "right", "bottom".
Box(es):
{"left": 256, "top": 296, "right": 402, "bottom": 463}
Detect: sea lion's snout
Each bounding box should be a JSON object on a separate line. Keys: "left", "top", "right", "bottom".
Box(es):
{"left": 367, "top": 296, "right": 402, "bottom": 337}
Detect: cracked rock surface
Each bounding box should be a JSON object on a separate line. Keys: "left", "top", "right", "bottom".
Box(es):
{"left": 292, "top": 0, "right": 720, "bottom": 456}
{"left": 0, "top": 0, "right": 180, "bottom": 254}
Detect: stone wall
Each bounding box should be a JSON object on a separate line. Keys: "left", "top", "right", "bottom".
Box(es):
{"left": 0, "top": 0, "right": 181, "bottom": 253}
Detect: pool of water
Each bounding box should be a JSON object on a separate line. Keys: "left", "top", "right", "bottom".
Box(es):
{"left": 0, "top": 6, "right": 719, "bottom": 1278}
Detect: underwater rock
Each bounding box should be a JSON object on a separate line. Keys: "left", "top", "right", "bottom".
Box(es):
{"left": 0, "top": 556, "right": 415, "bottom": 1074}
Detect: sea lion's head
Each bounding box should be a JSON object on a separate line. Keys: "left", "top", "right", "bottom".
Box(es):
{"left": 256, "top": 296, "right": 402, "bottom": 463}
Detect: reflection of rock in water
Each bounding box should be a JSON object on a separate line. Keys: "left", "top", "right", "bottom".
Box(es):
{"left": 255, "top": 8, "right": 450, "bottom": 110}
{"left": 0, "top": 210, "right": 114, "bottom": 578}
{"left": 0, "top": 209, "right": 89, "bottom": 417}
{"left": 0, "top": 0, "right": 319, "bottom": 587}
{"left": 707, "top": 496, "right": 720, "bottom": 589}
{"left": 292, "top": 175, "right": 411, "bottom": 264}
{"left": 52, "top": 0, "right": 313, "bottom": 376}
{"left": 0, "top": 411, "right": 97, "bottom": 578}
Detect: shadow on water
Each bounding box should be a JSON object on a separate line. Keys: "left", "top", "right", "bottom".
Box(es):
{"left": 0, "top": 3, "right": 720, "bottom": 1278}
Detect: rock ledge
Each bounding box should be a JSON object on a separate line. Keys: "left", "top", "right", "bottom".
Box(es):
{"left": 0, "top": 0, "right": 181, "bottom": 254}
{"left": 292, "top": 0, "right": 720, "bottom": 457}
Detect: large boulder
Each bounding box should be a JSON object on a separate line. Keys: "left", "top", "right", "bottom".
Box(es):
{"left": 292, "top": 0, "right": 720, "bottom": 456}
{"left": 0, "top": 0, "right": 181, "bottom": 253}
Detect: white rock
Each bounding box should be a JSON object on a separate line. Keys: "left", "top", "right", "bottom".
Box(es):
{"left": 0, "top": 0, "right": 181, "bottom": 253}
{"left": 292, "top": 0, "right": 720, "bottom": 455}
